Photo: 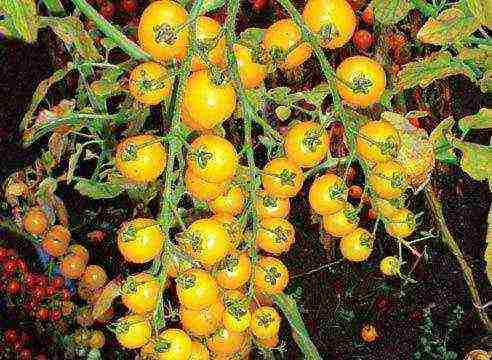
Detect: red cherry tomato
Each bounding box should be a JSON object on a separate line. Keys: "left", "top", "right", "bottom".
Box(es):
{"left": 100, "top": 1, "right": 115, "bottom": 19}
{"left": 50, "top": 309, "right": 62, "bottom": 321}
{"left": 0, "top": 247, "right": 7, "bottom": 262}
{"left": 32, "top": 287, "right": 46, "bottom": 301}
{"left": 353, "top": 29, "right": 374, "bottom": 51}
{"left": 361, "top": 6, "right": 374, "bottom": 26}
{"left": 121, "top": 0, "right": 137, "bottom": 13}
{"left": 25, "top": 274, "right": 38, "bottom": 288}
{"left": 4, "top": 329, "right": 17, "bottom": 343}
{"left": 36, "top": 308, "right": 49, "bottom": 321}
{"left": 50, "top": 276, "right": 65, "bottom": 289}
{"left": 3, "top": 259, "right": 17, "bottom": 274}
{"left": 7, "top": 280, "right": 21, "bottom": 294}
{"left": 19, "top": 348, "right": 32, "bottom": 360}
{"left": 46, "top": 286, "right": 57, "bottom": 297}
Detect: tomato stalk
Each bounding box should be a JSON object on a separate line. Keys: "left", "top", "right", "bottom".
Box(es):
{"left": 41, "top": 0, "right": 65, "bottom": 16}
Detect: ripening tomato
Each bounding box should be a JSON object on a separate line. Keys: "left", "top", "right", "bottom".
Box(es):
{"left": 42, "top": 225, "right": 71, "bottom": 257}
{"left": 356, "top": 120, "right": 401, "bottom": 164}
{"left": 115, "top": 134, "right": 167, "bottom": 183}
{"left": 180, "top": 301, "right": 225, "bottom": 336}
{"left": 234, "top": 44, "right": 266, "bottom": 89}
{"left": 257, "top": 217, "right": 295, "bottom": 254}
{"left": 206, "top": 327, "right": 245, "bottom": 355}
{"left": 368, "top": 161, "right": 407, "bottom": 199}
{"left": 353, "top": 29, "right": 374, "bottom": 51}
{"left": 181, "top": 218, "right": 232, "bottom": 267}
{"left": 176, "top": 269, "right": 220, "bottom": 310}
{"left": 361, "top": 324, "right": 379, "bottom": 342}
{"left": 138, "top": 0, "right": 189, "bottom": 62}
{"left": 285, "top": 121, "right": 329, "bottom": 168}
{"left": 67, "top": 244, "right": 89, "bottom": 263}
{"left": 187, "top": 135, "right": 238, "bottom": 183}
{"left": 336, "top": 56, "right": 386, "bottom": 108}
{"left": 192, "top": 16, "right": 226, "bottom": 72}
{"left": 60, "top": 253, "right": 87, "bottom": 279}
{"left": 322, "top": 202, "right": 359, "bottom": 237}
{"left": 23, "top": 207, "right": 49, "bottom": 236}
{"left": 262, "top": 19, "right": 312, "bottom": 70}
{"left": 255, "top": 191, "right": 290, "bottom": 219}
{"left": 121, "top": 272, "right": 160, "bottom": 314}
{"left": 81, "top": 265, "right": 108, "bottom": 290}
{"left": 209, "top": 185, "right": 245, "bottom": 216}
{"left": 182, "top": 71, "right": 236, "bottom": 130}
{"left": 379, "top": 256, "right": 400, "bottom": 276}
{"left": 340, "top": 228, "right": 373, "bottom": 262}
{"left": 385, "top": 208, "right": 416, "bottom": 238}
{"left": 115, "top": 314, "right": 152, "bottom": 349}
{"left": 117, "top": 218, "right": 164, "bottom": 263}
{"left": 216, "top": 252, "right": 252, "bottom": 290}
{"left": 189, "top": 341, "right": 210, "bottom": 360}
{"left": 262, "top": 158, "right": 304, "bottom": 199}
{"left": 254, "top": 256, "right": 289, "bottom": 294}
{"left": 129, "top": 62, "right": 172, "bottom": 105}
{"left": 250, "top": 306, "right": 281, "bottom": 339}
{"left": 185, "top": 169, "right": 228, "bottom": 202}
{"left": 152, "top": 328, "right": 192, "bottom": 360}
{"left": 308, "top": 173, "right": 347, "bottom": 215}
{"left": 302, "top": 0, "right": 356, "bottom": 49}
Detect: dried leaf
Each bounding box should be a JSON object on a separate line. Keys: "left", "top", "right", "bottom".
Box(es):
{"left": 459, "top": 108, "right": 492, "bottom": 132}
{"left": 66, "top": 143, "right": 84, "bottom": 184}
{"left": 372, "top": 0, "right": 414, "bottom": 25}
{"left": 381, "top": 111, "right": 414, "bottom": 131}
{"left": 92, "top": 279, "right": 121, "bottom": 320}
{"left": 0, "top": 0, "right": 39, "bottom": 43}
{"left": 417, "top": 7, "right": 480, "bottom": 45}
{"left": 74, "top": 178, "right": 124, "bottom": 199}
{"left": 397, "top": 51, "right": 477, "bottom": 90}
{"left": 464, "top": 0, "right": 492, "bottom": 28}
{"left": 451, "top": 137, "right": 492, "bottom": 182}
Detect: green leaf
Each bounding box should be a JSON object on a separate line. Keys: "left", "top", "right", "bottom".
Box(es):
{"left": 239, "top": 27, "right": 266, "bottom": 49}
{"left": 430, "top": 117, "right": 458, "bottom": 164}
{"left": 267, "top": 87, "right": 292, "bottom": 105}
{"left": 451, "top": 137, "right": 492, "bottom": 182}
{"left": 272, "top": 293, "right": 322, "bottom": 360}
{"left": 457, "top": 45, "right": 492, "bottom": 69}
{"left": 301, "top": 83, "right": 331, "bottom": 107}
{"left": 41, "top": 17, "right": 102, "bottom": 61}
{"left": 417, "top": 6, "right": 480, "bottom": 46}
{"left": 479, "top": 69, "right": 492, "bottom": 93}
{"left": 459, "top": 108, "right": 492, "bottom": 132}
{"left": 87, "top": 349, "right": 102, "bottom": 360}
{"left": 464, "top": 0, "right": 492, "bottom": 28}
{"left": 0, "top": 0, "right": 39, "bottom": 43}
{"left": 397, "top": 51, "right": 477, "bottom": 90}
{"left": 372, "top": 0, "right": 414, "bottom": 25}
{"left": 74, "top": 178, "right": 124, "bottom": 199}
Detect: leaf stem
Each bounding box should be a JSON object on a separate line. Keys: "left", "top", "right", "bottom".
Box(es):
{"left": 42, "top": 0, "right": 65, "bottom": 16}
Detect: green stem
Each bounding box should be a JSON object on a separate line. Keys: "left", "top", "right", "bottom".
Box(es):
{"left": 42, "top": 0, "right": 65, "bottom": 16}
{"left": 410, "top": 0, "right": 437, "bottom": 17}
{"left": 71, "top": 0, "right": 150, "bottom": 61}
{"left": 424, "top": 187, "right": 492, "bottom": 331}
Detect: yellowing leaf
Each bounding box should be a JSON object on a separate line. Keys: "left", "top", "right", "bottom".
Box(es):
{"left": 92, "top": 279, "right": 121, "bottom": 320}
{"left": 0, "top": 0, "right": 39, "bottom": 43}
{"left": 417, "top": 7, "right": 480, "bottom": 45}
{"left": 459, "top": 108, "right": 492, "bottom": 132}
{"left": 372, "top": 0, "right": 414, "bottom": 25}
{"left": 464, "top": 0, "right": 492, "bottom": 28}
{"left": 397, "top": 51, "right": 477, "bottom": 90}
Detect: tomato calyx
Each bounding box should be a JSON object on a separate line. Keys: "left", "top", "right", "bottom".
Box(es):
{"left": 270, "top": 226, "right": 290, "bottom": 244}
{"left": 376, "top": 137, "right": 399, "bottom": 156}
{"left": 121, "top": 276, "right": 140, "bottom": 294}
{"left": 189, "top": 147, "right": 213, "bottom": 169}
{"left": 350, "top": 74, "right": 373, "bottom": 94}
{"left": 154, "top": 338, "right": 172, "bottom": 353}
{"left": 176, "top": 273, "right": 196, "bottom": 289}
{"left": 318, "top": 23, "right": 340, "bottom": 46}
{"left": 263, "top": 267, "right": 281, "bottom": 286}
{"left": 389, "top": 173, "right": 406, "bottom": 189}
{"left": 262, "top": 194, "right": 278, "bottom": 208}
{"left": 359, "top": 234, "right": 373, "bottom": 249}
{"left": 218, "top": 254, "right": 239, "bottom": 272}
{"left": 153, "top": 23, "right": 178, "bottom": 45}
{"left": 271, "top": 168, "right": 296, "bottom": 186}
{"left": 182, "top": 231, "right": 203, "bottom": 252}
{"left": 122, "top": 226, "right": 138, "bottom": 242}
{"left": 329, "top": 184, "right": 347, "bottom": 200}
{"left": 256, "top": 312, "right": 274, "bottom": 328}
{"left": 302, "top": 128, "right": 323, "bottom": 152}
{"left": 121, "top": 144, "right": 138, "bottom": 162}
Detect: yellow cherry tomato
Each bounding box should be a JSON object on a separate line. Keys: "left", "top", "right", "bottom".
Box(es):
{"left": 121, "top": 272, "right": 160, "bottom": 314}
{"left": 340, "top": 228, "right": 374, "bottom": 262}
{"left": 254, "top": 257, "right": 289, "bottom": 294}
{"left": 223, "top": 294, "right": 251, "bottom": 333}
{"left": 211, "top": 213, "right": 243, "bottom": 248}
{"left": 255, "top": 191, "right": 291, "bottom": 219}
{"left": 361, "top": 324, "right": 379, "bottom": 343}
{"left": 182, "top": 71, "right": 236, "bottom": 130}
{"left": 129, "top": 62, "right": 172, "bottom": 105}
{"left": 192, "top": 16, "right": 226, "bottom": 72}
{"left": 380, "top": 256, "right": 400, "bottom": 276}
{"left": 308, "top": 173, "right": 347, "bottom": 215}
{"left": 189, "top": 341, "right": 210, "bottom": 360}
{"left": 262, "top": 158, "right": 304, "bottom": 199}
{"left": 356, "top": 120, "right": 401, "bottom": 164}
{"left": 117, "top": 218, "right": 164, "bottom": 263}
{"left": 322, "top": 202, "right": 359, "bottom": 237}
{"left": 152, "top": 328, "right": 192, "bottom": 360}
{"left": 138, "top": 0, "right": 189, "bottom": 62}
{"left": 257, "top": 217, "right": 295, "bottom": 255}
{"left": 336, "top": 56, "right": 386, "bottom": 108}
{"left": 250, "top": 306, "right": 281, "bottom": 339}
{"left": 257, "top": 334, "right": 279, "bottom": 348}
{"left": 263, "top": 19, "right": 312, "bottom": 70}
{"left": 216, "top": 252, "right": 252, "bottom": 290}
{"left": 234, "top": 44, "right": 266, "bottom": 89}
{"left": 115, "top": 314, "right": 152, "bottom": 349}
{"left": 209, "top": 185, "right": 245, "bottom": 216}
{"left": 187, "top": 135, "right": 238, "bottom": 183}
{"left": 302, "top": 0, "right": 356, "bottom": 49}
{"left": 285, "top": 121, "right": 329, "bottom": 168}
{"left": 180, "top": 301, "right": 225, "bottom": 337}
{"left": 207, "top": 327, "right": 245, "bottom": 355}
{"left": 385, "top": 208, "right": 416, "bottom": 238}
{"left": 115, "top": 134, "right": 166, "bottom": 183}
{"left": 181, "top": 218, "right": 232, "bottom": 267}
{"left": 176, "top": 269, "right": 220, "bottom": 310}
{"left": 368, "top": 160, "right": 407, "bottom": 199}
{"left": 185, "top": 169, "right": 228, "bottom": 202}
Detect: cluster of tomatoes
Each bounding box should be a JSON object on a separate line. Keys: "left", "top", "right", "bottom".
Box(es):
{"left": 0, "top": 327, "right": 49, "bottom": 360}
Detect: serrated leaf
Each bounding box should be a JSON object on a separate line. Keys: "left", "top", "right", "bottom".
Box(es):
{"left": 74, "top": 178, "right": 124, "bottom": 199}
{"left": 372, "top": 0, "right": 414, "bottom": 25}
{"left": 239, "top": 27, "right": 266, "bottom": 49}
{"left": 417, "top": 7, "right": 480, "bottom": 45}
{"left": 459, "top": 108, "right": 492, "bottom": 132}
{"left": 397, "top": 51, "right": 477, "bottom": 90}
{"left": 0, "top": 0, "right": 39, "bottom": 43}
{"left": 430, "top": 117, "right": 458, "bottom": 164}
{"left": 41, "top": 17, "right": 102, "bottom": 61}
{"left": 451, "top": 137, "right": 492, "bottom": 182}
{"left": 92, "top": 279, "right": 121, "bottom": 320}
{"left": 464, "top": 0, "right": 492, "bottom": 28}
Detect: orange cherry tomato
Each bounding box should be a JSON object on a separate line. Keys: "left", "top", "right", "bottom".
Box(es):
{"left": 176, "top": 269, "right": 220, "bottom": 310}
{"left": 308, "top": 173, "right": 347, "bottom": 215}
{"left": 23, "top": 206, "right": 49, "bottom": 236}
{"left": 121, "top": 272, "right": 160, "bottom": 314}
{"left": 180, "top": 301, "right": 225, "bottom": 337}
{"left": 129, "top": 62, "right": 172, "bottom": 105}
{"left": 185, "top": 169, "right": 228, "bottom": 202}
{"left": 191, "top": 16, "right": 226, "bottom": 72}
{"left": 234, "top": 44, "right": 266, "bottom": 89}
{"left": 209, "top": 185, "right": 245, "bottom": 216}
{"left": 284, "top": 121, "right": 329, "bottom": 168}
{"left": 60, "top": 254, "right": 87, "bottom": 279}
{"left": 216, "top": 252, "right": 252, "bottom": 290}
{"left": 254, "top": 256, "right": 289, "bottom": 294}
{"left": 42, "top": 224, "right": 71, "bottom": 257}
{"left": 117, "top": 218, "right": 164, "bottom": 263}
{"left": 81, "top": 265, "right": 108, "bottom": 290}
{"left": 262, "top": 158, "right": 304, "bottom": 199}
{"left": 255, "top": 191, "right": 290, "bottom": 219}
{"left": 257, "top": 217, "right": 295, "bottom": 255}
